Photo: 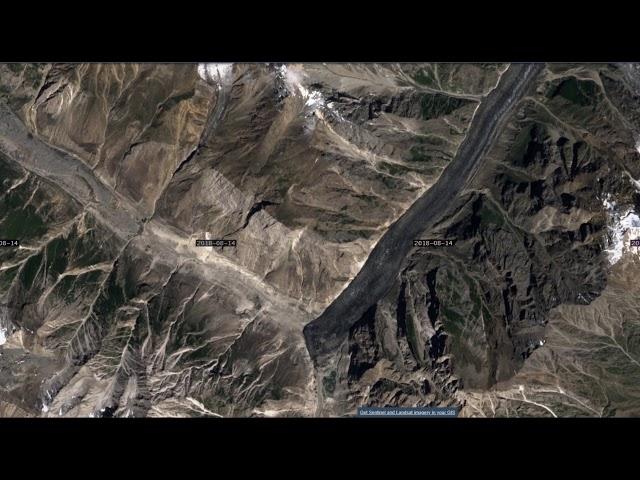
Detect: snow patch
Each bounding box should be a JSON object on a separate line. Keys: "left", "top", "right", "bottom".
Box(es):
{"left": 326, "top": 101, "right": 347, "bottom": 122}
{"left": 275, "top": 65, "right": 351, "bottom": 126}
{"left": 603, "top": 196, "right": 617, "bottom": 211}
{"left": 197, "top": 63, "right": 233, "bottom": 88}
{"left": 277, "top": 65, "right": 325, "bottom": 109}
{"left": 602, "top": 194, "right": 640, "bottom": 265}
{"left": 0, "top": 327, "right": 5, "bottom": 346}
{"left": 305, "top": 90, "right": 324, "bottom": 109}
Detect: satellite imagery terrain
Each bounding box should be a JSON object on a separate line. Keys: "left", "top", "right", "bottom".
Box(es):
{"left": 1, "top": 62, "right": 639, "bottom": 418}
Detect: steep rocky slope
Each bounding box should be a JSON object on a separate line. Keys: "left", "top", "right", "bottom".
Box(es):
{"left": 316, "top": 64, "right": 640, "bottom": 416}
{"left": 1, "top": 63, "right": 639, "bottom": 417}
{"left": 0, "top": 63, "right": 495, "bottom": 416}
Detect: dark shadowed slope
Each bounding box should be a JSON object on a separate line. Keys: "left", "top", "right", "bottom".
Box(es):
{"left": 303, "top": 63, "right": 544, "bottom": 360}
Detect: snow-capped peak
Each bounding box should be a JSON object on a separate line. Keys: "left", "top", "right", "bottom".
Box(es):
{"left": 277, "top": 65, "right": 325, "bottom": 109}
{"left": 602, "top": 193, "right": 640, "bottom": 265}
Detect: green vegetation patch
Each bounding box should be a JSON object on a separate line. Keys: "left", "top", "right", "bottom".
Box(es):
{"left": 0, "top": 265, "right": 20, "bottom": 292}
{"left": 8, "top": 94, "right": 30, "bottom": 111}
{"left": 413, "top": 68, "right": 438, "bottom": 88}
{"left": 420, "top": 93, "right": 471, "bottom": 121}
{"left": 408, "top": 145, "right": 431, "bottom": 163}
{"left": 0, "top": 205, "right": 47, "bottom": 239}
{"left": 378, "top": 161, "right": 408, "bottom": 176}
{"left": 20, "top": 253, "right": 43, "bottom": 289}
{"left": 469, "top": 287, "right": 482, "bottom": 319}
{"left": 354, "top": 193, "right": 379, "bottom": 206}
{"left": 55, "top": 269, "right": 103, "bottom": 304}
{"left": 380, "top": 174, "right": 401, "bottom": 190}
{"left": 551, "top": 77, "right": 599, "bottom": 107}
{"left": 436, "top": 272, "right": 487, "bottom": 375}
{"left": 479, "top": 202, "right": 506, "bottom": 227}
{"left": 159, "top": 89, "right": 196, "bottom": 112}
{"left": 68, "top": 221, "right": 118, "bottom": 269}
{"left": 441, "top": 305, "right": 465, "bottom": 333}
{"left": 0, "top": 155, "right": 23, "bottom": 187}
{"left": 93, "top": 271, "right": 126, "bottom": 318}
{"left": 23, "top": 64, "right": 43, "bottom": 88}
{"left": 6, "top": 63, "right": 24, "bottom": 74}
{"left": 45, "top": 236, "right": 70, "bottom": 277}
{"left": 73, "top": 238, "right": 108, "bottom": 269}
{"left": 507, "top": 123, "right": 536, "bottom": 164}
{"left": 0, "top": 175, "right": 48, "bottom": 242}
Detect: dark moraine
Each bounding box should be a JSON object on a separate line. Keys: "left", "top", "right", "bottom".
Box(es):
{"left": 303, "top": 63, "right": 544, "bottom": 361}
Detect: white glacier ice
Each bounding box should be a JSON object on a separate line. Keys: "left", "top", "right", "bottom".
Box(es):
{"left": 197, "top": 63, "right": 234, "bottom": 88}
{"left": 602, "top": 194, "right": 640, "bottom": 265}
{"left": 277, "top": 64, "right": 325, "bottom": 109}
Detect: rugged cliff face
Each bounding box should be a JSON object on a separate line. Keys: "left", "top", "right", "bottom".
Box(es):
{"left": 0, "top": 63, "right": 639, "bottom": 417}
